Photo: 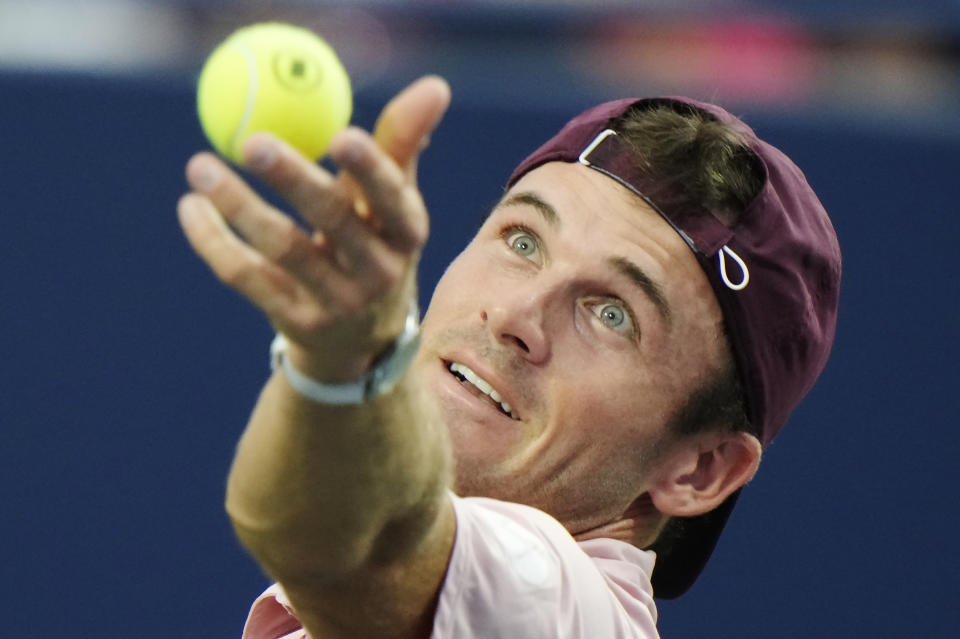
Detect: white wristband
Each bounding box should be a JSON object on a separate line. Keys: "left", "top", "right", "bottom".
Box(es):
{"left": 270, "top": 301, "right": 421, "bottom": 405}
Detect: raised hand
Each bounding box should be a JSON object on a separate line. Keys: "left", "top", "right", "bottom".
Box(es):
{"left": 177, "top": 76, "right": 451, "bottom": 382}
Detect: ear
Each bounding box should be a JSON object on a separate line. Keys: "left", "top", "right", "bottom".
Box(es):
{"left": 648, "top": 431, "right": 762, "bottom": 517}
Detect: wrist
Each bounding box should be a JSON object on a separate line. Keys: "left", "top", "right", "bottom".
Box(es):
{"left": 284, "top": 339, "right": 377, "bottom": 384}
{"left": 270, "top": 300, "right": 421, "bottom": 405}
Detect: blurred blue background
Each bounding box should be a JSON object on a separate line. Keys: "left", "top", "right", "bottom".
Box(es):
{"left": 1, "top": 1, "right": 957, "bottom": 637}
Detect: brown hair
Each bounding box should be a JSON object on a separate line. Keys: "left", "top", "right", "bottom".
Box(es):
{"left": 614, "top": 100, "right": 765, "bottom": 226}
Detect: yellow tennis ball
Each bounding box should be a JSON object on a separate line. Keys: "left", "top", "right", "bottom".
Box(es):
{"left": 197, "top": 22, "right": 352, "bottom": 164}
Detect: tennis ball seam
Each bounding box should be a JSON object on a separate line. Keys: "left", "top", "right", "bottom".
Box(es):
{"left": 228, "top": 39, "right": 260, "bottom": 161}
{"left": 197, "top": 22, "right": 353, "bottom": 163}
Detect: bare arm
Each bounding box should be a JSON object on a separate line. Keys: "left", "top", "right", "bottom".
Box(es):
{"left": 177, "top": 77, "right": 455, "bottom": 638}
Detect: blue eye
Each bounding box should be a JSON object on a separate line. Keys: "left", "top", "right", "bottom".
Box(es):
{"left": 596, "top": 303, "right": 626, "bottom": 328}
{"left": 506, "top": 230, "right": 540, "bottom": 261}
{"left": 588, "top": 301, "right": 637, "bottom": 339}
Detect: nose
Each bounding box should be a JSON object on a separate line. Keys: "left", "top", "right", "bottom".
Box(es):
{"left": 481, "top": 285, "right": 551, "bottom": 365}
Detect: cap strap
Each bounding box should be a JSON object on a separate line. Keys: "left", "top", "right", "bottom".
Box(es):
{"left": 719, "top": 245, "right": 750, "bottom": 290}
{"left": 578, "top": 129, "right": 752, "bottom": 292}
{"left": 578, "top": 129, "right": 699, "bottom": 253}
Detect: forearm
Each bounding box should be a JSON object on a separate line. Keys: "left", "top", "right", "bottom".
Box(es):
{"left": 225, "top": 364, "right": 451, "bottom": 582}
{"left": 178, "top": 75, "right": 455, "bottom": 634}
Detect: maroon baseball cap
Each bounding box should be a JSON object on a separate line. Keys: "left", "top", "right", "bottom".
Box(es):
{"left": 507, "top": 97, "right": 841, "bottom": 598}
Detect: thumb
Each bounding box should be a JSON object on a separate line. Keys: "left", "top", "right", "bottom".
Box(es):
{"left": 372, "top": 75, "right": 451, "bottom": 183}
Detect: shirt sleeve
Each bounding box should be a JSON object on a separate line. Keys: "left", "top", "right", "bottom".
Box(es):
{"left": 239, "top": 493, "right": 660, "bottom": 639}
{"left": 241, "top": 584, "right": 305, "bottom": 639}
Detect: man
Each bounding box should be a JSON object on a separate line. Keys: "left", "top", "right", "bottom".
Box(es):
{"left": 177, "top": 76, "right": 840, "bottom": 637}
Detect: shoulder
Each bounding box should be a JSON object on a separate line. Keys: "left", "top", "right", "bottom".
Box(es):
{"left": 433, "top": 494, "right": 660, "bottom": 638}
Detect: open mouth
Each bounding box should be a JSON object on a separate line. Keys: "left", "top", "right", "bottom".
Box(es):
{"left": 446, "top": 361, "right": 519, "bottom": 420}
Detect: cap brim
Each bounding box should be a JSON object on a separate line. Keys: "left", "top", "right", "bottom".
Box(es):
{"left": 651, "top": 490, "right": 741, "bottom": 599}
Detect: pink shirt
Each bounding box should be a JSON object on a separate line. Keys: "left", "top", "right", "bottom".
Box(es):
{"left": 242, "top": 494, "right": 660, "bottom": 638}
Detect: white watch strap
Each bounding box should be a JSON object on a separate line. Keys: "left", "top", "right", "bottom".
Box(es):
{"left": 270, "top": 301, "right": 421, "bottom": 405}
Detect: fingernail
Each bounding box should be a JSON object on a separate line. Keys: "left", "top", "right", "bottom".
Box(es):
{"left": 177, "top": 195, "right": 202, "bottom": 225}
{"left": 245, "top": 137, "right": 278, "bottom": 171}
{"left": 332, "top": 129, "right": 365, "bottom": 166}
{"left": 192, "top": 160, "right": 221, "bottom": 193}
{"left": 339, "top": 141, "right": 364, "bottom": 166}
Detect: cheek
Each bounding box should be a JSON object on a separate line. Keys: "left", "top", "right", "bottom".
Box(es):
{"left": 423, "top": 240, "right": 505, "bottom": 335}
{"left": 540, "top": 378, "right": 665, "bottom": 505}
{"left": 423, "top": 254, "right": 473, "bottom": 324}
{"left": 548, "top": 360, "right": 677, "bottom": 448}
{"left": 428, "top": 239, "right": 486, "bottom": 296}
{"left": 546, "top": 373, "right": 633, "bottom": 439}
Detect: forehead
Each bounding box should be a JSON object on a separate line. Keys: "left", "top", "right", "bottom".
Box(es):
{"left": 502, "top": 161, "right": 691, "bottom": 270}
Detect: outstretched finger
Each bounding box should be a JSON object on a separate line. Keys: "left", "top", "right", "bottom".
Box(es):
{"left": 240, "top": 133, "right": 365, "bottom": 238}
{"left": 179, "top": 191, "right": 379, "bottom": 338}
{"left": 373, "top": 75, "right": 451, "bottom": 182}
{"left": 241, "top": 132, "right": 405, "bottom": 291}
{"left": 177, "top": 191, "right": 304, "bottom": 317}
{"left": 185, "top": 151, "right": 337, "bottom": 284}
{"left": 329, "top": 128, "right": 428, "bottom": 254}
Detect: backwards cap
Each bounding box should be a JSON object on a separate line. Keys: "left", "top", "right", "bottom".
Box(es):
{"left": 507, "top": 97, "right": 841, "bottom": 598}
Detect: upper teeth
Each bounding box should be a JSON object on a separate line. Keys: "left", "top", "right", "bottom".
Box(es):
{"left": 449, "top": 362, "right": 516, "bottom": 418}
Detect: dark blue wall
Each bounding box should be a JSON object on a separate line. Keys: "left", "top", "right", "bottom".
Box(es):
{"left": 1, "top": 70, "right": 957, "bottom": 637}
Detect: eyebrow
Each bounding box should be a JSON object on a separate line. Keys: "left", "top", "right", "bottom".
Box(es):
{"left": 499, "top": 190, "right": 672, "bottom": 323}
{"left": 498, "top": 191, "right": 560, "bottom": 227}
{"left": 608, "top": 256, "right": 672, "bottom": 324}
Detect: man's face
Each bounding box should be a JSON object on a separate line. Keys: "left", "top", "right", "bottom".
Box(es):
{"left": 415, "top": 161, "right": 727, "bottom": 532}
